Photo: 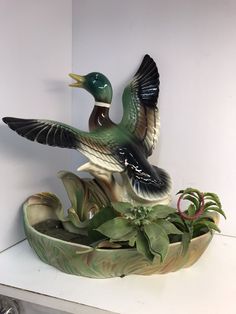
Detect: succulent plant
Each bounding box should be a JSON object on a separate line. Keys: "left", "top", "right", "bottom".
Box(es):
{"left": 88, "top": 188, "right": 225, "bottom": 262}
{"left": 167, "top": 188, "right": 226, "bottom": 255}
{"left": 45, "top": 174, "right": 226, "bottom": 264}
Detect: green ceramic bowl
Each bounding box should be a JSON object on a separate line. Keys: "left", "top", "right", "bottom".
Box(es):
{"left": 23, "top": 193, "right": 219, "bottom": 279}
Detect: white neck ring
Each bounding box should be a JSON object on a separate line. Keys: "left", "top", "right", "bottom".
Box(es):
{"left": 95, "top": 101, "right": 111, "bottom": 108}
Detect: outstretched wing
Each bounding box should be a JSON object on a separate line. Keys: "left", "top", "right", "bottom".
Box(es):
{"left": 3, "top": 117, "right": 170, "bottom": 201}
{"left": 120, "top": 54, "right": 160, "bottom": 156}
{"left": 2, "top": 117, "right": 123, "bottom": 172}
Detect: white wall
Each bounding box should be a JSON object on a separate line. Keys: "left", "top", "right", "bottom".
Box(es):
{"left": 1, "top": 0, "right": 234, "bottom": 252}
{"left": 72, "top": 0, "right": 236, "bottom": 236}
{"left": 0, "top": 0, "right": 72, "bottom": 251}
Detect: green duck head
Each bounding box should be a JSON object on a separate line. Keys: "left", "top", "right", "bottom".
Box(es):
{"left": 69, "top": 72, "right": 113, "bottom": 104}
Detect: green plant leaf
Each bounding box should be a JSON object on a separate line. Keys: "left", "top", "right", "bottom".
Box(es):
{"left": 148, "top": 236, "right": 169, "bottom": 262}
{"left": 96, "top": 217, "right": 134, "bottom": 240}
{"left": 111, "top": 229, "right": 137, "bottom": 242}
{"left": 111, "top": 202, "right": 132, "bottom": 214}
{"left": 178, "top": 188, "right": 202, "bottom": 212}
{"left": 88, "top": 206, "right": 117, "bottom": 230}
{"left": 193, "top": 212, "right": 214, "bottom": 222}
{"left": 128, "top": 233, "right": 137, "bottom": 247}
{"left": 168, "top": 214, "right": 188, "bottom": 233}
{"left": 136, "top": 231, "right": 154, "bottom": 262}
{"left": 87, "top": 206, "right": 118, "bottom": 243}
{"left": 204, "top": 201, "right": 216, "bottom": 210}
{"left": 187, "top": 204, "right": 196, "bottom": 216}
{"left": 156, "top": 220, "right": 183, "bottom": 235}
{"left": 143, "top": 223, "right": 167, "bottom": 242}
{"left": 204, "top": 192, "right": 221, "bottom": 207}
{"left": 87, "top": 231, "right": 102, "bottom": 243}
{"left": 202, "top": 192, "right": 225, "bottom": 218}
{"left": 205, "top": 206, "right": 226, "bottom": 219}
{"left": 194, "top": 220, "right": 221, "bottom": 233}
{"left": 144, "top": 223, "right": 169, "bottom": 262}
{"left": 169, "top": 214, "right": 185, "bottom": 225}
{"left": 181, "top": 232, "right": 191, "bottom": 256}
{"left": 183, "top": 195, "right": 199, "bottom": 209}
{"left": 192, "top": 224, "right": 209, "bottom": 238}
{"left": 177, "top": 188, "right": 200, "bottom": 198}
{"left": 148, "top": 205, "right": 177, "bottom": 220}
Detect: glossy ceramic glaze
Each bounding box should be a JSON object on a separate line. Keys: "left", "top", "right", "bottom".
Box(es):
{"left": 23, "top": 193, "right": 219, "bottom": 279}
{"left": 2, "top": 55, "right": 171, "bottom": 204}
{"left": 3, "top": 55, "right": 220, "bottom": 278}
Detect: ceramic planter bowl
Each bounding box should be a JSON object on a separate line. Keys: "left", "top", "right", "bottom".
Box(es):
{"left": 23, "top": 193, "right": 219, "bottom": 279}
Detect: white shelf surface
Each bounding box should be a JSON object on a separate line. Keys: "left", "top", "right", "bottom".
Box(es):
{"left": 0, "top": 235, "right": 236, "bottom": 314}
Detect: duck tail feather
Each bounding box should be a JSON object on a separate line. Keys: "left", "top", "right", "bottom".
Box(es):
{"left": 126, "top": 165, "right": 171, "bottom": 201}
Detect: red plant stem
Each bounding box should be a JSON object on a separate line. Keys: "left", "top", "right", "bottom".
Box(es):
{"left": 177, "top": 192, "right": 205, "bottom": 221}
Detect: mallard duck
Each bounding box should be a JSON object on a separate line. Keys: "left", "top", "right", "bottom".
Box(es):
{"left": 69, "top": 72, "right": 115, "bottom": 130}
{"left": 70, "top": 55, "right": 161, "bottom": 156}
{"left": 2, "top": 55, "right": 171, "bottom": 201}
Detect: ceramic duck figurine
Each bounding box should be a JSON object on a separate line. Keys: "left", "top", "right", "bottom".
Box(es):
{"left": 70, "top": 54, "right": 160, "bottom": 155}
{"left": 2, "top": 55, "right": 171, "bottom": 202}
{"left": 69, "top": 72, "right": 115, "bottom": 131}
{"left": 69, "top": 55, "right": 168, "bottom": 203}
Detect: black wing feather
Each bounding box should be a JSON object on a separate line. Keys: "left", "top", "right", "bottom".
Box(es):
{"left": 134, "top": 54, "right": 159, "bottom": 107}
{"left": 121, "top": 54, "right": 160, "bottom": 156}
{"left": 2, "top": 117, "right": 78, "bottom": 149}
{"left": 2, "top": 116, "right": 123, "bottom": 172}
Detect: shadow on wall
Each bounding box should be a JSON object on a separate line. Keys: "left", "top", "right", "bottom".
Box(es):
{"left": 43, "top": 78, "right": 71, "bottom": 107}
{"left": 0, "top": 124, "right": 59, "bottom": 162}
{"left": 43, "top": 78, "right": 70, "bottom": 93}
{"left": 0, "top": 124, "right": 83, "bottom": 207}
{"left": 0, "top": 124, "right": 71, "bottom": 189}
{"left": 0, "top": 125, "right": 71, "bottom": 251}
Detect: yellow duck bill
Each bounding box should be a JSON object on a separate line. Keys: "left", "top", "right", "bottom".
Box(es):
{"left": 69, "top": 73, "right": 85, "bottom": 87}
